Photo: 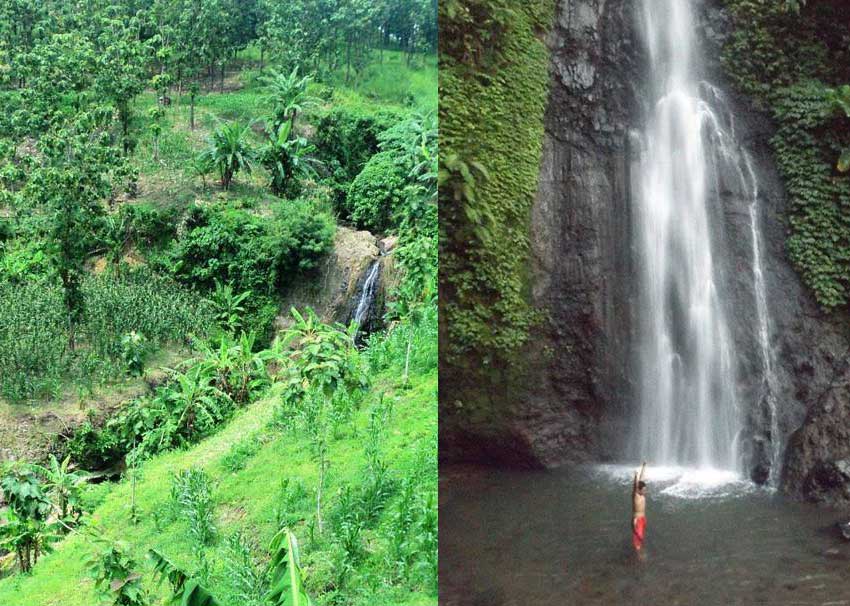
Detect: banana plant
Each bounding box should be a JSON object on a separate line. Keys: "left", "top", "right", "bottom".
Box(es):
{"left": 260, "top": 120, "right": 321, "bottom": 197}
{"left": 197, "top": 120, "right": 254, "bottom": 190}
{"left": 267, "top": 528, "right": 314, "bottom": 606}
{"left": 149, "top": 549, "right": 220, "bottom": 606}
{"left": 31, "top": 454, "right": 89, "bottom": 522}
{"left": 260, "top": 67, "right": 318, "bottom": 132}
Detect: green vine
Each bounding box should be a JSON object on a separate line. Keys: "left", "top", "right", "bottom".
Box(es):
{"left": 439, "top": 0, "right": 554, "bottom": 363}
{"left": 721, "top": 0, "right": 850, "bottom": 308}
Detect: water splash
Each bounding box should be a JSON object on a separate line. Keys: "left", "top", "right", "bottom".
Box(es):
{"left": 633, "top": 0, "right": 778, "bottom": 477}
{"left": 634, "top": 0, "right": 740, "bottom": 470}
{"left": 352, "top": 260, "right": 381, "bottom": 331}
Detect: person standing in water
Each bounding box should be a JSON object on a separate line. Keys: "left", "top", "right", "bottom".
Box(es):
{"left": 632, "top": 461, "right": 647, "bottom": 551}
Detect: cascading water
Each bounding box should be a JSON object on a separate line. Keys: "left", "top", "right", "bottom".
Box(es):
{"left": 632, "top": 0, "right": 778, "bottom": 479}
{"left": 351, "top": 260, "right": 381, "bottom": 336}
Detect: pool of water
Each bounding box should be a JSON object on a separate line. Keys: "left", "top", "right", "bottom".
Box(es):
{"left": 440, "top": 465, "right": 850, "bottom": 605}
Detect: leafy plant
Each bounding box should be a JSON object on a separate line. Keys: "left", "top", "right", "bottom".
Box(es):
{"left": 149, "top": 548, "right": 220, "bottom": 606}
{"left": 267, "top": 528, "right": 315, "bottom": 606}
{"left": 32, "top": 454, "right": 88, "bottom": 522}
{"left": 209, "top": 279, "right": 251, "bottom": 333}
{"left": 170, "top": 468, "right": 217, "bottom": 549}
{"left": 260, "top": 67, "right": 318, "bottom": 131}
{"left": 198, "top": 120, "right": 254, "bottom": 190}
{"left": 260, "top": 120, "right": 321, "bottom": 197}
{"left": 87, "top": 542, "right": 148, "bottom": 606}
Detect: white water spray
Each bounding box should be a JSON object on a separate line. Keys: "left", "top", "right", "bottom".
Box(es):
{"left": 633, "top": 0, "right": 778, "bottom": 477}
{"left": 353, "top": 260, "right": 381, "bottom": 328}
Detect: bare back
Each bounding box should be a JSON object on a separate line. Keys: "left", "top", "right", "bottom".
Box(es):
{"left": 633, "top": 491, "right": 646, "bottom": 518}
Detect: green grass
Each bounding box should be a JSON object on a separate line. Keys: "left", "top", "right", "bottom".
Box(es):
{"left": 0, "top": 361, "right": 437, "bottom": 606}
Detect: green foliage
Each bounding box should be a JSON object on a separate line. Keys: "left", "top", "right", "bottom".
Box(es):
{"left": 267, "top": 528, "right": 315, "bottom": 606}
{"left": 170, "top": 468, "right": 217, "bottom": 549}
{"left": 120, "top": 331, "right": 148, "bottom": 377}
{"left": 261, "top": 120, "right": 322, "bottom": 198}
{"left": 0, "top": 281, "right": 67, "bottom": 401}
{"left": 721, "top": 0, "right": 850, "bottom": 308}
{"left": 347, "top": 151, "right": 407, "bottom": 232}
{"left": 31, "top": 454, "right": 89, "bottom": 523}
{"left": 440, "top": 0, "right": 553, "bottom": 361}
{"left": 167, "top": 201, "right": 334, "bottom": 297}
{"left": 220, "top": 532, "right": 266, "bottom": 606}
{"left": 198, "top": 120, "right": 255, "bottom": 190}
{"left": 88, "top": 542, "right": 148, "bottom": 606}
{"left": 209, "top": 280, "right": 251, "bottom": 334}
{"left": 149, "top": 548, "right": 220, "bottom": 606}
{"left": 261, "top": 67, "right": 317, "bottom": 131}
{"left": 313, "top": 103, "right": 405, "bottom": 214}
{"left": 277, "top": 308, "right": 365, "bottom": 402}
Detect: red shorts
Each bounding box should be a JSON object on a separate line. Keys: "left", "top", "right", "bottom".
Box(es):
{"left": 633, "top": 516, "right": 646, "bottom": 550}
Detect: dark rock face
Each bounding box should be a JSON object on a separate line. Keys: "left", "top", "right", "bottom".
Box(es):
{"left": 442, "top": 0, "right": 850, "bottom": 492}
{"left": 524, "top": 0, "right": 641, "bottom": 464}
{"left": 487, "top": 0, "right": 850, "bottom": 493}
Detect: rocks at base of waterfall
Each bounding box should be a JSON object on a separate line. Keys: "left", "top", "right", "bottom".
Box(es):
{"left": 782, "top": 370, "right": 850, "bottom": 506}
{"left": 275, "top": 226, "right": 390, "bottom": 332}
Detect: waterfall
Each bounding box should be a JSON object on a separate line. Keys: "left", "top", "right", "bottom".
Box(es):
{"left": 632, "top": 0, "right": 777, "bottom": 475}
{"left": 352, "top": 260, "right": 381, "bottom": 332}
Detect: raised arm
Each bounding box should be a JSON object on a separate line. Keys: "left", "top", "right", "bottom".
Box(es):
{"left": 637, "top": 461, "right": 646, "bottom": 484}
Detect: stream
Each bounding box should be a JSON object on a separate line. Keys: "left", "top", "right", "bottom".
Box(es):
{"left": 440, "top": 465, "right": 850, "bottom": 605}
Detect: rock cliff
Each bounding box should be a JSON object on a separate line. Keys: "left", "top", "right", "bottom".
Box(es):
{"left": 447, "top": 0, "right": 850, "bottom": 503}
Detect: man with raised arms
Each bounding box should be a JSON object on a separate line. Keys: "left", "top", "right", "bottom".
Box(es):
{"left": 632, "top": 461, "right": 647, "bottom": 552}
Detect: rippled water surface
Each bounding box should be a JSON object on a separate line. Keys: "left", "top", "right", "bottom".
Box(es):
{"left": 440, "top": 465, "right": 850, "bottom": 606}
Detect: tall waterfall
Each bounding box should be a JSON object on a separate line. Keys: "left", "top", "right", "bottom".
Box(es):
{"left": 633, "top": 0, "right": 778, "bottom": 475}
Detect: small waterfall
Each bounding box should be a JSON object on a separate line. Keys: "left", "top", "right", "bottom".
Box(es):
{"left": 743, "top": 153, "right": 781, "bottom": 484}
{"left": 351, "top": 260, "right": 381, "bottom": 338}
{"left": 632, "top": 0, "right": 778, "bottom": 475}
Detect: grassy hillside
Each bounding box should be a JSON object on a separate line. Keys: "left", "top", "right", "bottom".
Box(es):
{"left": 0, "top": 314, "right": 437, "bottom": 606}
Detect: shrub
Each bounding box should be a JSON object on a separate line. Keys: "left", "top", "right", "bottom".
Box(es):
{"left": 168, "top": 201, "right": 334, "bottom": 296}
{"left": 313, "top": 104, "right": 405, "bottom": 214}
{"left": 347, "top": 151, "right": 408, "bottom": 233}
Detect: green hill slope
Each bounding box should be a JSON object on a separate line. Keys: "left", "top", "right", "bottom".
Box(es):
{"left": 0, "top": 322, "right": 437, "bottom": 606}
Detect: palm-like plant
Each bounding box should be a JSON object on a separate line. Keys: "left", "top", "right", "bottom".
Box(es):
{"left": 267, "top": 528, "right": 314, "bottom": 606}
{"left": 209, "top": 279, "right": 251, "bottom": 333}
{"left": 260, "top": 121, "right": 322, "bottom": 197}
{"left": 0, "top": 510, "right": 57, "bottom": 573}
{"left": 32, "top": 454, "right": 89, "bottom": 521}
{"left": 260, "top": 67, "right": 318, "bottom": 131}
{"left": 198, "top": 121, "right": 254, "bottom": 190}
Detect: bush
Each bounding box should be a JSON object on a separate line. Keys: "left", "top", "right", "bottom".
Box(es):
{"left": 313, "top": 103, "right": 405, "bottom": 215}
{"left": 347, "top": 151, "right": 408, "bottom": 233}
{"left": 168, "top": 201, "right": 334, "bottom": 296}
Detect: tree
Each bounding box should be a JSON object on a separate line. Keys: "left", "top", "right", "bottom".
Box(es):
{"left": 0, "top": 466, "right": 55, "bottom": 573}
{"left": 198, "top": 120, "right": 254, "bottom": 190}
{"left": 24, "top": 111, "right": 129, "bottom": 349}
{"left": 92, "top": 16, "right": 151, "bottom": 154}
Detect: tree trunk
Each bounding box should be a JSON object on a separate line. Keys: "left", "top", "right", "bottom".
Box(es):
{"left": 190, "top": 95, "right": 195, "bottom": 130}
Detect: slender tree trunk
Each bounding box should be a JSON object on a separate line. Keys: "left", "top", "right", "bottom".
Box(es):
{"left": 190, "top": 95, "right": 195, "bottom": 130}
{"left": 346, "top": 35, "right": 352, "bottom": 84}
{"left": 403, "top": 333, "right": 412, "bottom": 386}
